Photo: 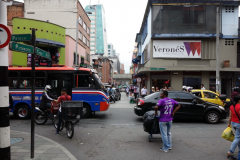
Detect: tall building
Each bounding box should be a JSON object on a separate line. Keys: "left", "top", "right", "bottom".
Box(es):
{"left": 108, "top": 43, "right": 114, "bottom": 56}
{"left": 85, "top": 4, "right": 108, "bottom": 56}
{"left": 24, "top": 0, "right": 91, "bottom": 65}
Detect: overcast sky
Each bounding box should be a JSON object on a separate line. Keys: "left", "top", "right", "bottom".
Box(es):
{"left": 16, "top": 0, "right": 148, "bottom": 73}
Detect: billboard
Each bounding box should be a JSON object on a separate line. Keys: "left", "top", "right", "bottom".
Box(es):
{"left": 153, "top": 40, "right": 201, "bottom": 58}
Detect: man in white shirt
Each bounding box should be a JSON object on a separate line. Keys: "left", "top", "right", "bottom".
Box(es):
{"left": 141, "top": 86, "right": 148, "bottom": 98}
{"left": 201, "top": 84, "right": 206, "bottom": 90}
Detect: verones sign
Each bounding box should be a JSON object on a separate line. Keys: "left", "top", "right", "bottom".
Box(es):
{"left": 153, "top": 40, "right": 201, "bottom": 58}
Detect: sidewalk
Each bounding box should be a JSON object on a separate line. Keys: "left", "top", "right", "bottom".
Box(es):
{"left": 11, "top": 130, "right": 77, "bottom": 160}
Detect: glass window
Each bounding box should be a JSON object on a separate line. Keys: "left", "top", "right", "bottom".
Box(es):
{"left": 75, "top": 75, "right": 95, "bottom": 88}
{"left": 79, "top": 31, "right": 82, "bottom": 40}
{"left": 36, "top": 71, "right": 46, "bottom": 77}
{"left": 79, "top": 16, "right": 82, "bottom": 25}
{"left": 35, "top": 79, "right": 44, "bottom": 88}
{"left": 203, "top": 92, "right": 216, "bottom": 99}
{"left": 108, "top": 45, "right": 111, "bottom": 49}
{"left": 168, "top": 92, "right": 177, "bottom": 99}
{"left": 9, "top": 71, "right": 19, "bottom": 77}
{"left": 9, "top": 78, "right": 18, "bottom": 88}
{"left": 19, "top": 79, "right": 32, "bottom": 88}
{"left": 87, "top": 40, "right": 90, "bottom": 47}
{"left": 21, "top": 72, "right": 31, "bottom": 77}
{"left": 178, "top": 92, "right": 193, "bottom": 101}
{"left": 87, "top": 27, "right": 90, "bottom": 34}
{"left": 83, "top": 36, "right": 86, "bottom": 44}
{"left": 83, "top": 22, "right": 87, "bottom": 30}
{"left": 192, "top": 92, "right": 202, "bottom": 98}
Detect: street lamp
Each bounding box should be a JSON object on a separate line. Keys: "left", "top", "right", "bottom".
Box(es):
{"left": 75, "top": 12, "right": 92, "bottom": 66}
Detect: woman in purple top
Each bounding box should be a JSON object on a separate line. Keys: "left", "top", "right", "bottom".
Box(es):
{"left": 155, "top": 90, "right": 181, "bottom": 152}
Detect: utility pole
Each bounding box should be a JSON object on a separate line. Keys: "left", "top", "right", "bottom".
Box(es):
{"left": 0, "top": 1, "right": 11, "bottom": 159}
{"left": 216, "top": 7, "right": 220, "bottom": 94}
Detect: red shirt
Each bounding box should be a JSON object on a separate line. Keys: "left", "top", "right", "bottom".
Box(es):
{"left": 230, "top": 104, "right": 240, "bottom": 123}
{"left": 58, "top": 95, "right": 72, "bottom": 103}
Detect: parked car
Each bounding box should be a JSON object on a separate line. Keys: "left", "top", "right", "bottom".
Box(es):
{"left": 114, "top": 88, "right": 121, "bottom": 101}
{"left": 134, "top": 91, "right": 227, "bottom": 124}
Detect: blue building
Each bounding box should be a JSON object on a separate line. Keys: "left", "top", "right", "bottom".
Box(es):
{"left": 134, "top": 0, "right": 240, "bottom": 97}
{"left": 85, "top": 4, "right": 108, "bottom": 56}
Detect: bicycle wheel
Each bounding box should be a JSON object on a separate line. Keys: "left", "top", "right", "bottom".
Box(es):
{"left": 66, "top": 121, "right": 74, "bottom": 139}
{"left": 53, "top": 116, "right": 64, "bottom": 131}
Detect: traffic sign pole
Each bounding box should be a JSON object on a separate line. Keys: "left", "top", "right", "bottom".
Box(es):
{"left": 31, "top": 29, "right": 36, "bottom": 159}
{"left": 0, "top": 1, "right": 11, "bottom": 160}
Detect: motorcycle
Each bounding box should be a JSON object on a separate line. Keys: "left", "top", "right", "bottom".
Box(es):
{"left": 109, "top": 95, "right": 115, "bottom": 103}
{"left": 34, "top": 101, "right": 60, "bottom": 125}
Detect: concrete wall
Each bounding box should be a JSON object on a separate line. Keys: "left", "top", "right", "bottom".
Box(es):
{"left": 7, "top": 2, "right": 24, "bottom": 25}
{"left": 171, "top": 71, "right": 183, "bottom": 91}
{"left": 65, "top": 36, "right": 86, "bottom": 67}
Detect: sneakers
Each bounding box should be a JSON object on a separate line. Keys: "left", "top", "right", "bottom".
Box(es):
{"left": 160, "top": 148, "right": 168, "bottom": 153}
{"left": 169, "top": 148, "right": 172, "bottom": 150}
{"left": 55, "top": 132, "right": 59, "bottom": 135}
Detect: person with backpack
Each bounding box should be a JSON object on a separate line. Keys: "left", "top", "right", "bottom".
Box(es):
{"left": 227, "top": 95, "right": 240, "bottom": 159}
{"left": 54, "top": 88, "right": 71, "bottom": 135}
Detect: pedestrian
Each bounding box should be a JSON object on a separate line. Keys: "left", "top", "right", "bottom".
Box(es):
{"left": 9, "top": 93, "right": 13, "bottom": 111}
{"left": 150, "top": 87, "right": 155, "bottom": 94}
{"left": 134, "top": 85, "right": 139, "bottom": 99}
{"left": 141, "top": 86, "right": 148, "bottom": 98}
{"left": 154, "top": 90, "right": 181, "bottom": 152}
{"left": 156, "top": 87, "right": 160, "bottom": 92}
{"left": 54, "top": 88, "right": 72, "bottom": 135}
{"left": 201, "top": 84, "right": 205, "bottom": 90}
{"left": 227, "top": 95, "right": 240, "bottom": 159}
{"left": 163, "top": 86, "right": 168, "bottom": 91}
{"left": 231, "top": 87, "right": 239, "bottom": 101}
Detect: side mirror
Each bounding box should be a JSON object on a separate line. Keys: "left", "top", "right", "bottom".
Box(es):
{"left": 216, "top": 96, "right": 218, "bottom": 99}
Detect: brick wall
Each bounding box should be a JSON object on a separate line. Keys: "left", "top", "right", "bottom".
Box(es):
{"left": 102, "top": 59, "right": 111, "bottom": 83}
{"left": 120, "top": 69, "right": 125, "bottom": 74}
{"left": 7, "top": 4, "right": 24, "bottom": 25}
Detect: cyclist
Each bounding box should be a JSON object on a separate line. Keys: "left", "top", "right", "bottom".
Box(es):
{"left": 54, "top": 88, "right": 72, "bottom": 135}
{"left": 40, "top": 85, "right": 57, "bottom": 110}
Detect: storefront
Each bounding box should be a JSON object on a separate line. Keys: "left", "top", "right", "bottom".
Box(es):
{"left": 10, "top": 18, "right": 65, "bottom": 67}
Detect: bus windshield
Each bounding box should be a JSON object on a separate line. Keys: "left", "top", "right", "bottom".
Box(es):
{"left": 92, "top": 73, "right": 107, "bottom": 92}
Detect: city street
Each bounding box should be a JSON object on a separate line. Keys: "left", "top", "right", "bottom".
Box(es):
{"left": 11, "top": 92, "right": 233, "bottom": 160}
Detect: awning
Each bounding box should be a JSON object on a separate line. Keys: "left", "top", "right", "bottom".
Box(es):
{"left": 36, "top": 38, "right": 65, "bottom": 48}
{"left": 132, "top": 57, "right": 140, "bottom": 64}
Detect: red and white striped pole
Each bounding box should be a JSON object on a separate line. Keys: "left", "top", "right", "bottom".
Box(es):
{"left": 0, "top": 0, "right": 11, "bottom": 160}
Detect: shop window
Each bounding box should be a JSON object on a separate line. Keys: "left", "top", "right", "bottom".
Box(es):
{"left": 75, "top": 75, "right": 95, "bottom": 88}
{"left": 152, "top": 79, "right": 171, "bottom": 90}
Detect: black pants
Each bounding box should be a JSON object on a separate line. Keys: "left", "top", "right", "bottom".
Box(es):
{"left": 56, "top": 111, "right": 62, "bottom": 133}
{"left": 134, "top": 93, "right": 138, "bottom": 99}
{"left": 142, "top": 95, "right": 146, "bottom": 98}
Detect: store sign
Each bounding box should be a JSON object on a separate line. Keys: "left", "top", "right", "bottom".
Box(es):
{"left": 150, "top": 68, "right": 166, "bottom": 71}
{"left": 153, "top": 40, "right": 201, "bottom": 58}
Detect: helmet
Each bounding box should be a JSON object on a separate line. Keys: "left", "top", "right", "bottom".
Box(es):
{"left": 187, "top": 87, "right": 192, "bottom": 92}
{"left": 182, "top": 85, "right": 187, "bottom": 89}
{"left": 45, "top": 85, "right": 52, "bottom": 91}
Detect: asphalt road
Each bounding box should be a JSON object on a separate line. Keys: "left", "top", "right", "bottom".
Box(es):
{"left": 11, "top": 92, "right": 234, "bottom": 160}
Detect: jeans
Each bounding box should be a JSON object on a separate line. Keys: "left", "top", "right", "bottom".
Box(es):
{"left": 229, "top": 122, "right": 240, "bottom": 157}
{"left": 56, "top": 111, "right": 62, "bottom": 133}
{"left": 159, "top": 121, "right": 172, "bottom": 150}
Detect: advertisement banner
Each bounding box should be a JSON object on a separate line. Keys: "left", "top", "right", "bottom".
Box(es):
{"left": 153, "top": 40, "right": 201, "bottom": 58}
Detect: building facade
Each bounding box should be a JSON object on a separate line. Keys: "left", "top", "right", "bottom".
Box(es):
{"left": 108, "top": 43, "right": 115, "bottom": 57}
{"left": 134, "top": 0, "right": 240, "bottom": 97}
{"left": 9, "top": 18, "right": 66, "bottom": 67}
{"left": 120, "top": 63, "right": 125, "bottom": 74}
{"left": 109, "top": 57, "right": 120, "bottom": 74}
{"left": 7, "top": 0, "right": 24, "bottom": 25}
{"left": 85, "top": 4, "right": 108, "bottom": 56}
{"left": 24, "top": 0, "right": 91, "bottom": 65}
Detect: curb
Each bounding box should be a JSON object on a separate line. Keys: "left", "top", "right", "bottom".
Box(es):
{"left": 11, "top": 130, "right": 77, "bottom": 160}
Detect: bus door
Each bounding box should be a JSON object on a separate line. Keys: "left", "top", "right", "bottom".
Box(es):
{"left": 48, "top": 74, "right": 73, "bottom": 97}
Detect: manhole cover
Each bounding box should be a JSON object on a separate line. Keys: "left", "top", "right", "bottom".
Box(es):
{"left": 11, "top": 138, "right": 23, "bottom": 145}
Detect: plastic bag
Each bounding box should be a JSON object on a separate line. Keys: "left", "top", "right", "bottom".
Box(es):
{"left": 222, "top": 126, "right": 235, "bottom": 142}
{"left": 143, "top": 111, "right": 160, "bottom": 133}
{"left": 151, "top": 117, "right": 160, "bottom": 134}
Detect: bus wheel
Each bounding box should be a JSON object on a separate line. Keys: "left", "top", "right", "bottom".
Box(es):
{"left": 15, "top": 105, "right": 30, "bottom": 119}
{"left": 82, "top": 104, "right": 91, "bottom": 118}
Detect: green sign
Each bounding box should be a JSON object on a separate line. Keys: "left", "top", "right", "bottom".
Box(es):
{"left": 9, "top": 42, "right": 34, "bottom": 54}
{"left": 11, "top": 34, "right": 32, "bottom": 42}
{"left": 80, "top": 63, "right": 87, "bottom": 68}
{"left": 36, "top": 47, "right": 51, "bottom": 59}
{"left": 150, "top": 68, "right": 166, "bottom": 71}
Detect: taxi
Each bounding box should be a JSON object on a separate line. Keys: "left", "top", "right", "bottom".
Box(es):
{"left": 191, "top": 89, "right": 230, "bottom": 106}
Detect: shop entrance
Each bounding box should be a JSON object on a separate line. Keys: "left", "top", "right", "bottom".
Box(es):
{"left": 221, "top": 78, "right": 232, "bottom": 98}
{"left": 183, "top": 77, "right": 201, "bottom": 89}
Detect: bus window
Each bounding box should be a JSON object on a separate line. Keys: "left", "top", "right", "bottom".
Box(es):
{"left": 35, "top": 71, "right": 46, "bottom": 88}
{"left": 35, "top": 79, "right": 44, "bottom": 88}
{"left": 9, "top": 71, "right": 19, "bottom": 88}
{"left": 19, "top": 79, "right": 31, "bottom": 88}
{"left": 75, "top": 75, "right": 95, "bottom": 88}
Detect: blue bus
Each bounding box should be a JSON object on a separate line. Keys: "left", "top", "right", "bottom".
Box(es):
{"left": 9, "top": 67, "right": 110, "bottom": 119}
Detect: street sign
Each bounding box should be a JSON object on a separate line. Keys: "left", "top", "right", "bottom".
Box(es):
{"left": 137, "top": 77, "right": 141, "bottom": 83}
{"left": 9, "top": 42, "right": 34, "bottom": 54}
{"left": 11, "top": 34, "right": 32, "bottom": 42}
{"left": 35, "top": 47, "right": 51, "bottom": 59}
{"left": 0, "top": 24, "right": 11, "bottom": 48}
{"left": 150, "top": 68, "right": 166, "bottom": 71}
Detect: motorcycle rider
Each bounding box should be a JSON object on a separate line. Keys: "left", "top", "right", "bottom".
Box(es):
{"left": 108, "top": 85, "right": 116, "bottom": 100}
{"left": 40, "top": 85, "right": 57, "bottom": 111}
